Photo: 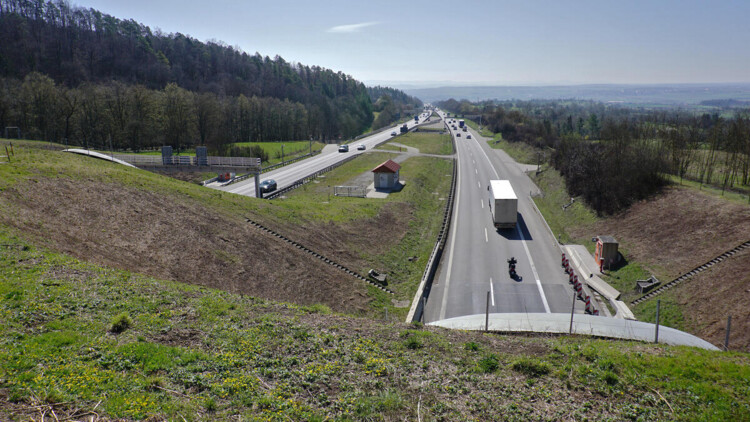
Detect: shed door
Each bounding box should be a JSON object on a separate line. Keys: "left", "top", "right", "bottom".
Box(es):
{"left": 380, "top": 173, "right": 388, "bottom": 187}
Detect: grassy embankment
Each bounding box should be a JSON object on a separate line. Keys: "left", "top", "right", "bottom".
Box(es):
{"left": 384, "top": 131, "right": 453, "bottom": 155}
{"left": 2, "top": 229, "right": 750, "bottom": 421}
{"left": 1, "top": 135, "right": 453, "bottom": 320}
{"left": 276, "top": 140, "right": 453, "bottom": 316}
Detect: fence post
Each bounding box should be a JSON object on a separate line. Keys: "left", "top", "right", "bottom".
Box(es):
{"left": 485, "top": 291, "right": 490, "bottom": 332}
{"left": 724, "top": 315, "right": 732, "bottom": 351}
{"left": 569, "top": 292, "right": 576, "bottom": 334}
{"left": 654, "top": 299, "right": 661, "bottom": 344}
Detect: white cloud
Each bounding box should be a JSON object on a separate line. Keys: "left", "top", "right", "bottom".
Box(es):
{"left": 327, "top": 21, "right": 379, "bottom": 33}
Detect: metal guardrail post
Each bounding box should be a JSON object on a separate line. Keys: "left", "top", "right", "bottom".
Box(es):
{"left": 654, "top": 299, "right": 661, "bottom": 344}
{"left": 569, "top": 292, "right": 576, "bottom": 334}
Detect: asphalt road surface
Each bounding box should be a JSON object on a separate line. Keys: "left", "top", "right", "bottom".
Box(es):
{"left": 425, "top": 111, "right": 577, "bottom": 322}
{"left": 210, "top": 111, "right": 434, "bottom": 197}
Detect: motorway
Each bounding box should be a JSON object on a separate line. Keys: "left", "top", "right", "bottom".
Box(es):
{"left": 209, "top": 111, "right": 434, "bottom": 197}
{"left": 425, "top": 111, "right": 577, "bottom": 322}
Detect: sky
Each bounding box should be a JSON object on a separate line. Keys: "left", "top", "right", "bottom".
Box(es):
{"left": 75, "top": 0, "right": 750, "bottom": 87}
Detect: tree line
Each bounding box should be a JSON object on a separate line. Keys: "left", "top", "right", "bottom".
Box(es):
{"left": 0, "top": 0, "right": 389, "bottom": 147}
{"left": 367, "top": 86, "right": 423, "bottom": 130}
{"left": 439, "top": 99, "right": 750, "bottom": 214}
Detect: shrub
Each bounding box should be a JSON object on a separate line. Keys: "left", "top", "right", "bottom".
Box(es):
{"left": 464, "top": 342, "right": 480, "bottom": 352}
{"left": 109, "top": 312, "right": 132, "bottom": 334}
{"left": 603, "top": 370, "right": 619, "bottom": 386}
{"left": 404, "top": 336, "right": 423, "bottom": 350}
{"left": 477, "top": 354, "right": 500, "bottom": 373}
{"left": 511, "top": 358, "right": 550, "bottom": 377}
{"left": 204, "top": 396, "right": 217, "bottom": 412}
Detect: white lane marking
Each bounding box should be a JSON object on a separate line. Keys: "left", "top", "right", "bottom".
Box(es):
{"left": 517, "top": 224, "right": 551, "bottom": 313}
{"left": 481, "top": 199, "right": 484, "bottom": 209}
{"left": 473, "top": 159, "right": 475, "bottom": 164}
{"left": 476, "top": 140, "right": 499, "bottom": 179}
{"left": 439, "top": 143, "right": 462, "bottom": 321}
{"left": 475, "top": 168, "right": 478, "bottom": 174}
{"left": 477, "top": 181, "right": 481, "bottom": 188}
{"left": 484, "top": 227, "right": 488, "bottom": 243}
{"left": 490, "top": 278, "right": 495, "bottom": 306}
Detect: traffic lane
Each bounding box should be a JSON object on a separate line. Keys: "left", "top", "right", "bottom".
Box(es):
{"left": 222, "top": 127, "right": 399, "bottom": 197}
{"left": 448, "top": 124, "right": 552, "bottom": 312}
{"left": 468, "top": 125, "right": 574, "bottom": 313}
{"left": 432, "top": 124, "right": 548, "bottom": 320}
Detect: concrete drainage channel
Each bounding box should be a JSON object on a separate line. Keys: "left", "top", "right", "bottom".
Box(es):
{"left": 631, "top": 240, "right": 750, "bottom": 306}
{"left": 245, "top": 218, "right": 394, "bottom": 294}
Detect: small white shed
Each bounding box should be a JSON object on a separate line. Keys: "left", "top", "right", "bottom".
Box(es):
{"left": 372, "top": 159, "right": 401, "bottom": 189}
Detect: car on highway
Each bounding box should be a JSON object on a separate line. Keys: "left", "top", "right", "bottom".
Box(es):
{"left": 456, "top": 133, "right": 461, "bottom": 137}
{"left": 467, "top": 134, "right": 472, "bottom": 139}
{"left": 338, "top": 144, "right": 349, "bottom": 152}
{"left": 390, "top": 131, "right": 397, "bottom": 136}
{"left": 357, "top": 144, "right": 366, "bottom": 150}
{"left": 259, "top": 179, "right": 277, "bottom": 193}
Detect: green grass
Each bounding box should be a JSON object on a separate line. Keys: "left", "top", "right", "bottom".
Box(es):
{"left": 385, "top": 131, "right": 453, "bottom": 155}
{"left": 530, "top": 168, "right": 599, "bottom": 246}
{"left": 1, "top": 237, "right": 748, "bottom": 420}
{"left": 462, "top": 118, "right": 495, "bottom": 138}
{"left": 376, "top": 143, "right": 404, "bottom": 152}
{"left": 3, "top": 138, "right": 750, "bottom": 420}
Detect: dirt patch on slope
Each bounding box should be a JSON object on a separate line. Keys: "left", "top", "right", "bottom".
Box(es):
{"left": 570, "top": 186, "right": 750, "bottom": 350}
{"left": 286, "top": 202, "right": 413, "bottom": 272}
{"left": 672, "top": 247, "right": 750, "bottom": 351}
{"left": 0, "top": 177, "right": 378, "bottom": 314}
{"left": 574, "top": 187, "right": 750, "bottom": 278}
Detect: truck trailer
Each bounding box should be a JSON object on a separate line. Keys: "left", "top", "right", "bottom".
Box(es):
{"left": 488, "top": 180, "right": 518, "bottom": 229}
{"left": 458, "top": 119, "right": 465, "bottom": 128}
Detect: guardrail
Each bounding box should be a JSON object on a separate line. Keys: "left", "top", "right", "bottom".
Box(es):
{"left": 406, "top": 134, "right": 458, "bottom": 322}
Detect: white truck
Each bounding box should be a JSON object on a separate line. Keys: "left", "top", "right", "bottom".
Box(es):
{"left": 488, "top": 180, "right": 518, "bottom": 229}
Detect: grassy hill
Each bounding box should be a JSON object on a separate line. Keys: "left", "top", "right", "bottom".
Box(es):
{"left": 1, "top": 139, "right": 749, "bottom": 420}
{"left": 2, "top": 225, "right": 750, "bottom": 421}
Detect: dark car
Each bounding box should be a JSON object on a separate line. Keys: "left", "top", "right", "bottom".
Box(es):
{"left": 338, "top": 144, "right": 349, "bottom": 152}
{"left": 259, "top": 179, "right": 277, "bottom": 193}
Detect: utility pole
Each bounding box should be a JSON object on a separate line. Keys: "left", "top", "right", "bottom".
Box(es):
{"left": 281, "top": 144, "right": 284, "bottom": 164}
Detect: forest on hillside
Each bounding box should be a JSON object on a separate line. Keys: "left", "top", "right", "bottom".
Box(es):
{"left": 367, "top": 86, "right": 423, "bottom": 130}
{"left": 0, "top": 0, "right": 419, "bottom": 152}
{"left": 439, "top": 99, "right": 750, "bottom": 214}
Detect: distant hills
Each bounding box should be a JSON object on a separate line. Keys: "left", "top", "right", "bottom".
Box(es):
{"left": 405, "top": 84, "right": 750, "bottom": 107}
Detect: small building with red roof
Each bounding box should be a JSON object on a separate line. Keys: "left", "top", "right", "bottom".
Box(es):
{"left": 372, "top": 159, "right": 401, "bottom": 190}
